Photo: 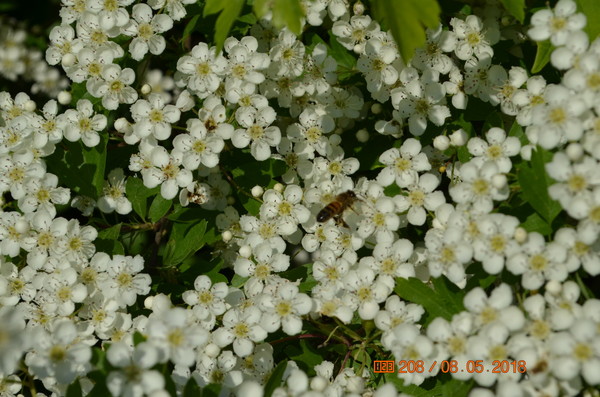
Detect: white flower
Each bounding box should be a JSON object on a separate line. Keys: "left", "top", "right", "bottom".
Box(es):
{"left": 100, "top": 254, "right": 151, "bottom": 308}
{"left": 0, "top": 212, "right": 29, "bottom": 257}
{"left": 381, "top": 323, "right": 435, "bottom": 386}
{"left": 182, "top": 275, "right": 228, "bottom": 322}
{"left": 425, "top": 227, "right": 473, "bottom": 286}
{"left": 449, "top": 161, "right": 509, "bottom": 214}
{"left": 18, "top": 172, "right": 70, "bottom": 217}
{"left": 377, "top": 138, "right": 431, "bottom": 187}
{"left": 463, "top": 284, "right": 525, "bottom": 332}
{"left": 197, "top": 95, "right": 234, "bottom": 139}
{"left": 38, "top": 267, "right": 88, "bottom": 316}
{"left": 507, "top": 232, "right": 569, "bottom": 290}
{"left": 122, "top": 3, "right": 173, "bottom": 61}
{"left": 472, "top": 214, "right": 520, "bottom": 274}
{"left": 224, "top": 36, "right": 270, "bottom": 89}
{"left": 67, "top": 47, "right": 114, "bottom": 85}
{"left": 86, "top": 0, "right": 134, "bottom": 30}
{"left": 269, "top": 30, "right": 305, "bottom": 77}
{"left": 46, "top": 24, "right": 81, "bottom": 66}
{"left": 450, "top": 15, "right": 498, "bottom": 60}
{"left": 176, "top": 43, "right": 227, "bottom": 98}
{"left": 0, "top": 153, "right": 45, "bottom": 201}
{"left": 107, "top": 342, "right": 165, "bottom": 397}
{"left": 332, "top": 15, "right": 380, "bottom": 53}
{"left": 97, "top": 168, "right": 132, "bottom": 215}
{"left": 260, "top": 185, "right": 310, "bottom": 235}
{"left": 467, "top": 127, "right": 521, "bottom": 173}
{"left": 287, "top": 108, "right": 335, "bottom": 157}
{"left": 413, "top": 25, "right": 457, "bottom": 74}
{"left": 257, "top": 283, "right": 312, "bottom": 335}
{"left": 233, "top": 242, "right": 290, "bottom": 286}
{"left": 343, "top": 266, "right": 390, "bottom": 320}
{"left": 140, "top": 145, "right": 193, "bottom": 200}
{"left": 232, "top": 106, "right": 281, "bottom": 161}
{"left": 130, "top": 93, "right": 181, "bottom": 142}
{"left": 25, "top": 319, "right": 92, "bottom": 384}
{"left": 88, "top": 64, "right": 138, "bottom": 110}
{"left": 392, "top": 69, "right": 451, "bottom": 136}
{"left": 146, "top": 307, "right": 209, "bottom": 367}
{"left": 546, "top": 152, "right": 600, "bottom": 217}
{"left": 63, "top": 99, "right": 105, "bottom": 147}
{"left": 212, "top": 306, "right": 267, "bottom": 357}
{"left": 0, "top": 307, "right": 29, "bottom": 374}
{"left": 527, "top": 84, "right": 585, "bottom": 149}
{"left": 29, "top": 100, "right": 65, "bottom": 148}
{"left": 21, "top": 211, "right": 65, "bottom": 270}
{"left": 147, "top": 0, "right": 196, "bottom": 21}
{"left": 549, "top": 319, "right": 600, "bottom": 384}
{"left": 172, "top": 118, "right": 224, "bottom": 170}
{"left": 394, "top": 173, "right": 445, "bottom": 226}
{"left": 357, "top": 38, "right": 399, "bottom": 98}
{"left": 360, "top": 239, "right": 415, "bottom": 289}
{"left": 528, "top": 0, "right": 587, "bottom": 46}
{"left": 357, "top": 184, "right": 400, "bottom": 243}
{"left": 56, "top": 218, "right": 98, "bottom": 264}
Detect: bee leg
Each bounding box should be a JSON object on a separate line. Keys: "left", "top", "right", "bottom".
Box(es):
{"left": 334, "top": 215, "right": 350, "bottom": 229}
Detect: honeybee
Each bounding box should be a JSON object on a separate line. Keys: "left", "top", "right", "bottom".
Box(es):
{"left": 317, "top": 190, "right": 359, "bottom": 227}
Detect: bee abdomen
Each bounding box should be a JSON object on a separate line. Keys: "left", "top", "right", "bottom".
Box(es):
{"left": 317, "top": 202, "right": 342, "bottom": 222}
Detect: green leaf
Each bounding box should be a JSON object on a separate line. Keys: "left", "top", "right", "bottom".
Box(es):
{"left": 98, "top": 223, "right": 122, "bottom": 240}
{"left": 46, "top": 137, "right": 107, "bottom": 198}
{"left": 182, "top": 14, "right": 201, "bottom": 44}
{"left": 521, "top": 212, "right": 553, "bottom": 235}
{"left": 285, "top": 340, "right": 323, "bottom": 374}
{"left": 126, "top": 177, "right": 158, "bottom": 220}
{"left": 148, "top": 194, "right": 172, "bottom": 223}
{"left": 183, "top": 377, "right": 201, "bottom": 397}
{"left": 203, "top": 0, "right": 225, "bottom": 16}
{"left": 531, "top": 40, "right": 552, "bottom": 73}
{"left": 264, "top": 361, "right": 288, "bottom": 397}
{"left": 96, "top": 223, "right": 124, "bottom": 254}
{"left": 395, "top": 277, "right": 464, "bottom": 323}
{"left": 66, "top": 381, "right": 83, "bottom": 397}
{"left": 499, "top": 0, "right": 525, "bottom": 22}
{"left": 200, "top": 384, "right": 222, "bottom": 397}
{"left": 371, "top": 0, "right": 440, "bottom": 62}
{"left": 273, "top": 0, "right": 303, "bottom": 35}
{"left": 163, "top": 220, "right": 208, "bottom": 266}
{"left": 516, "top": 148, "right": 562, "bottom": 224}
{"left": 204, "top": 0, "right": 244, "bottom": 53}
{"left": 575, "top": 0, "right": 600, "bottom": 41}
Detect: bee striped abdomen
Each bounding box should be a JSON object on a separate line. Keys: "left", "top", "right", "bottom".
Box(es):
{"left": 317, "top": 202, "right": 343, "bottom": 222}
{"left": 316, "top": 190, "right": 358, "bottom": 224}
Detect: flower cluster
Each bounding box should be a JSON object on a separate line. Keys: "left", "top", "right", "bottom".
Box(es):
{"left": 0, "top": 0, "right": 599, "bottom": 396}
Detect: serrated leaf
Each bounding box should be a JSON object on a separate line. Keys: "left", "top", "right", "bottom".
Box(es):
{"left": 371, "top": 0, "right": 440, "bottom": 62}
{"left": 531, "top": 40, "right": 552, "bottom": 73}
{"left": 516, "top": 148, "right": 562, "bottom": 223}
{"left": 148, "top": 194, "right": 172, "bottom": 223}
{"left": 575, "top": 0, "right": 600, "bottom": 41}
{"left": 265, "top": 361, "right": 288, "bottom": 397}
{"left": 98, "top": 223, "right": 122, "bottom": 240}
{"left": 499, "top": 0, "right": 525, "bottom": 22}
{"left": 395, "top": 277, "right": 464, "bottom": 322}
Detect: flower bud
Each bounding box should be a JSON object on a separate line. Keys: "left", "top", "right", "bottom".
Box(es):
{"left": 251, "top": 185, "right": 264, "bottom": 197}
{"left": 57, "top": 91, "right": 72, "bottom": 105}
{"left": 433, "top": 135, "right": 450, "bottom": 151}
{"left": 356, "top": 128, "right": 369, "bottom": 143}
